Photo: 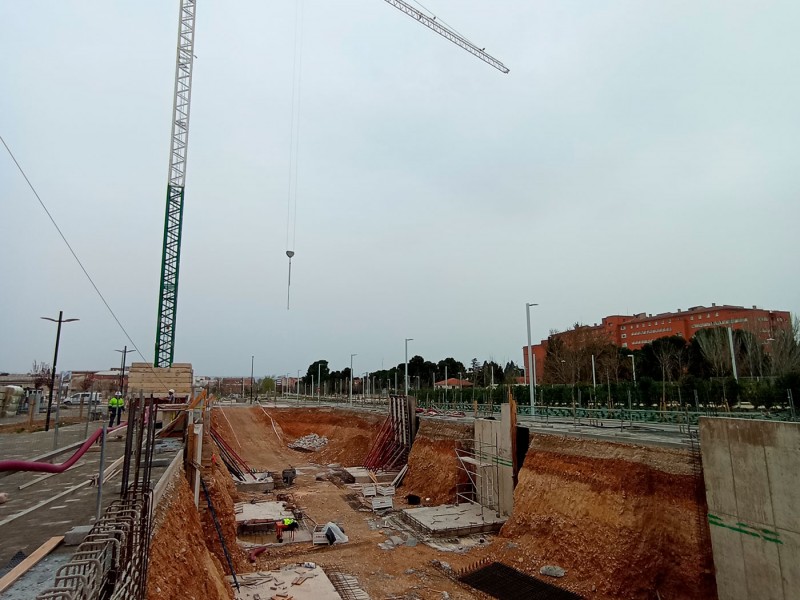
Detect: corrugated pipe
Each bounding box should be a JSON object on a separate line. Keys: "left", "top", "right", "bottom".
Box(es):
{"left": 0, "top": 424, "right": 119, "bottom": 473}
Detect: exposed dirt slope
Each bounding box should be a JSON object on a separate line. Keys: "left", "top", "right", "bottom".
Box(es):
{"left": 148, "top": 474, "right": 233, "bottom": 600}
{"left": 401, "top": 418, "right": 474, "bottom": 504}
{"left": 211, "top": 406, "right": 383, "bottom": 469}
{"left": 494, "top": 434, "right": 717, "bottom": 599}
{"left": 199, "top": 457, "right": 250, "bottom": 574}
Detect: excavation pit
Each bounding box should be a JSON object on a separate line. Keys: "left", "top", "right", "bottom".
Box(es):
{"left": 401, "top": 502, "right": 507, "bottom": 537}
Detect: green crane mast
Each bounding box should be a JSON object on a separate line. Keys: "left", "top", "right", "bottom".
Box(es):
{"left": 155, "top": 0, "right": 197, "bottom": 367}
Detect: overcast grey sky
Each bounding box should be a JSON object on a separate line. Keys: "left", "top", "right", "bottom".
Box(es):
{"left": 1, "top": 1, "right": 798, "bottom": 378}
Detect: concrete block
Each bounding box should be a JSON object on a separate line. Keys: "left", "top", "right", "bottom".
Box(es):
{"left": 64, "top": 525, "right": 93, "bottom": 546}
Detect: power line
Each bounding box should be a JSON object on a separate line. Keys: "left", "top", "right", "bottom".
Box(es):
{"left": 1, "top": 133, "right": 167, "bottom": 386}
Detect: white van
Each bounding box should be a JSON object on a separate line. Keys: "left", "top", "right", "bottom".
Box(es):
{"left": 62, "top": 392, "right": 102, "bottom": 406}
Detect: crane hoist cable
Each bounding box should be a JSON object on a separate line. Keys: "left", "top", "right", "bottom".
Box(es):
{"left": 285, "top": 0, "right": 305, "bottom": 310}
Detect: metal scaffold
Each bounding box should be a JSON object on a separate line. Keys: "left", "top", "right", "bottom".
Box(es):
{"left": 455, "top": 437, "right": 501, "bottom": 519}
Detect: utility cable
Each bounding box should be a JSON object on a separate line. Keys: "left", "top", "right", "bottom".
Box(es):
{"left": 1, "top": 134, "right": 169, "bottom": 389}
{"left": 284, "top": 0, "right": 305, "bottom": 310}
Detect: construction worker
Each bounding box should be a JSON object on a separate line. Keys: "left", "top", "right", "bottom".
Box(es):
{"left": 275, "top": 517, "right": 298, "bottom": 542}
{"left": 108, "top": 392, "right": 124, "bottom": 427}
{"left": 167, "top": 389, "right": 175, "bottom": 402}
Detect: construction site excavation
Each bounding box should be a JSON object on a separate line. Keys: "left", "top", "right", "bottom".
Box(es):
{"left": 3, "top": 1, "right": 799, "bottom": 599}
{"left": 2, "top": 369, "right": 799, "bottom": 600}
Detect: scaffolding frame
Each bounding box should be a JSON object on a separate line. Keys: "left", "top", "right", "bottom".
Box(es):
{"left": 455, "top": 436, "right": 501, "bottom": 520}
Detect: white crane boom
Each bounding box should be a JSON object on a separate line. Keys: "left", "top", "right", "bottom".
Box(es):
{"left": 381, "top": 0, "right": 509, "bottom": 73}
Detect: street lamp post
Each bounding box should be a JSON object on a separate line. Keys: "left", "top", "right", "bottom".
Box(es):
{"left": 349, "top": 353, "right": 357, "bottom": 404}
{"left": 250, "top": 355, "right": 254, "bottom": 404}
{"left": 526, "top": 302, "right": 538, "bottom": 416}
{"left": 114, "top": 346, "right": 131, "bottom": 397}
{"left": 404, "top": 338, "right": 413, "bottom": 397}
{"left": 41, "top": 311, "right": 79, "bottom": 432}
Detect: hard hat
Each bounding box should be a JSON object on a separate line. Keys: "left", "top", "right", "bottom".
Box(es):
{"left": 168, "top": 389, "right": 175, "bottom": 394}
{"left": 116, "top": 392, "right": 122, "bottom": 396}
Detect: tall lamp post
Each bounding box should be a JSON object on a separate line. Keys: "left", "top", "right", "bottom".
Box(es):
{"left": 114, "top": 346, "right": 131, "bottom": 397}
{"left": 250, "top": 355, "right": 255, "bottom": 403}
{"left": 526, "top": 302, "right": 538, "bottom": 416}
{"left": 349, "top": 353, "right": 357, "bottom": 404}
{"left": 41, "top": 311, "right": 79, "bottom": 432}
{"left": 404, "top": 338, "right": 413, "bottom": 397}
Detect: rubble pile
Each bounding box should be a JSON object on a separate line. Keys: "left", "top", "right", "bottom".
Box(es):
{"left": 288, "top": 433, "right": 329, "bottom": 452}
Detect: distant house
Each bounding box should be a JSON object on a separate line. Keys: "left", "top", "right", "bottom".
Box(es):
{"left": 434, "top": 378, "right": 473, "bottom": 390}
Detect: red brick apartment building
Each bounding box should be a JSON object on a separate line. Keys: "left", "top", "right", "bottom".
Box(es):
{"left": 522, "top": 304, "right": 791, "bottom": 383}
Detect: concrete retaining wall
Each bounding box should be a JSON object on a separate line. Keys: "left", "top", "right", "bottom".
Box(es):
{"left": 700, "top": 417, "right": 800, "bottom": 600}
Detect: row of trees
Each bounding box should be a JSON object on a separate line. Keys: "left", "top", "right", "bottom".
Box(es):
{"left": 298, "top": 356, "right": 525, "bottom": 392}
{"left": 291, "top": 320, "right": 799, "bottom": 396}
{"left": 543, "top": 322, "right": 800, "bottom": 386}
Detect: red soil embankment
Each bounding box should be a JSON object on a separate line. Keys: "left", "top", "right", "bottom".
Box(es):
{"left": 401, "top": 418, "right": 473, "bottom": 505}
{"left": 147, "top": 474, "right": 233, "bottom": 600}
{"left": 498, "top": 435, "right": 717, "bottom": 599}
{"left": 211, "top": 406, "right": 384, "bottom": 469}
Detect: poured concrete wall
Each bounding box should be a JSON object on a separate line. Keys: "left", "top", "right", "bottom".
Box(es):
{"left": 474, "top": 407, "right": 514, "bottom": 516}
{"left": 700, "top": 418, "right": 800, "bottom": 600}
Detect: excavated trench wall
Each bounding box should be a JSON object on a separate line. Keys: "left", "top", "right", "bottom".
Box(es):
{"left": 147, "top": 470, "right": 234, "bottom": 600}
{"left": 502, "top": 434, "right": 717, "bottom": 600}
{"left": 402, "top": 418, "right": 474, "bottom": 505}
{"left": 401, "top": 418, "right": 716, "bottom": 599}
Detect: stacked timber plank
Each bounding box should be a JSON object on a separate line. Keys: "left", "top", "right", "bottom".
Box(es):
{"left": 127, "top": 363, "right": 193, "bottom": 398}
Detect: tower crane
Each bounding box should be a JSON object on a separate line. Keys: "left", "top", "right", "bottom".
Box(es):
{"left": 154, "top": 0, "right": 196, "bottom": 367}
{"left": 381, "top": 0, "right": 509, "bottom": 74}
{"left": 153, "top": 0, "right": 507, "bottom": 367}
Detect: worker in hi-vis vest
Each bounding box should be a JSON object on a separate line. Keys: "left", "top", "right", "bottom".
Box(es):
{"left": 275, "top": 517, "right": 298, "bottom": 542}
{"left": 108, "top": 393, "right": 124, "bottom": 427}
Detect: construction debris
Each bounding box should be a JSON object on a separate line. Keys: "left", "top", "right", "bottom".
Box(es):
{"left": 288, "top": 434, "right": 328, "bottom": 452}
{"left": 540, "top": 565, "right": 566, "bottom": 578}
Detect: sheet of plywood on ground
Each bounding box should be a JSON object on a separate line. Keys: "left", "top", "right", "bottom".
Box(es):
{"left": 0, "top": 536, "right": 63, "bottom": 594}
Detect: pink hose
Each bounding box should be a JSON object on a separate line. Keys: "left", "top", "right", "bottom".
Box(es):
{"left": 0, "top": 423, "right": 125, "bottom": 473}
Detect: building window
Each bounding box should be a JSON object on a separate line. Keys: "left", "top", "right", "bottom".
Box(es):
{"left": 622, "top": 334, "right": 627, "bottom": 339}
{"left": 622, "top": 343, "right": 628, "bottom": 348}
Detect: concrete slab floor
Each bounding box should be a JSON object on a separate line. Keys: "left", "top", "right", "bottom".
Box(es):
{"left": 402, "top": 502, "right": 507, "bottom": 537}
{"left": 236, "top": 501, "right": 294, "bottom": 523}
{"left": 0, "top": 547, "right": 74, "bottom": 600}
{"left": 230, "top": 565, "right": 341, "bottom": 600}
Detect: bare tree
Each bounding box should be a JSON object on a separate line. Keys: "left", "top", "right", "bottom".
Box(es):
{"left": 769, "top": 316, "right": 800, "bottom": 376}
{"left": 30, "top": 361, "right": 52, "bottom": 393}
{"left": 695, "top": 328, "right": 730, "bottom": 377}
